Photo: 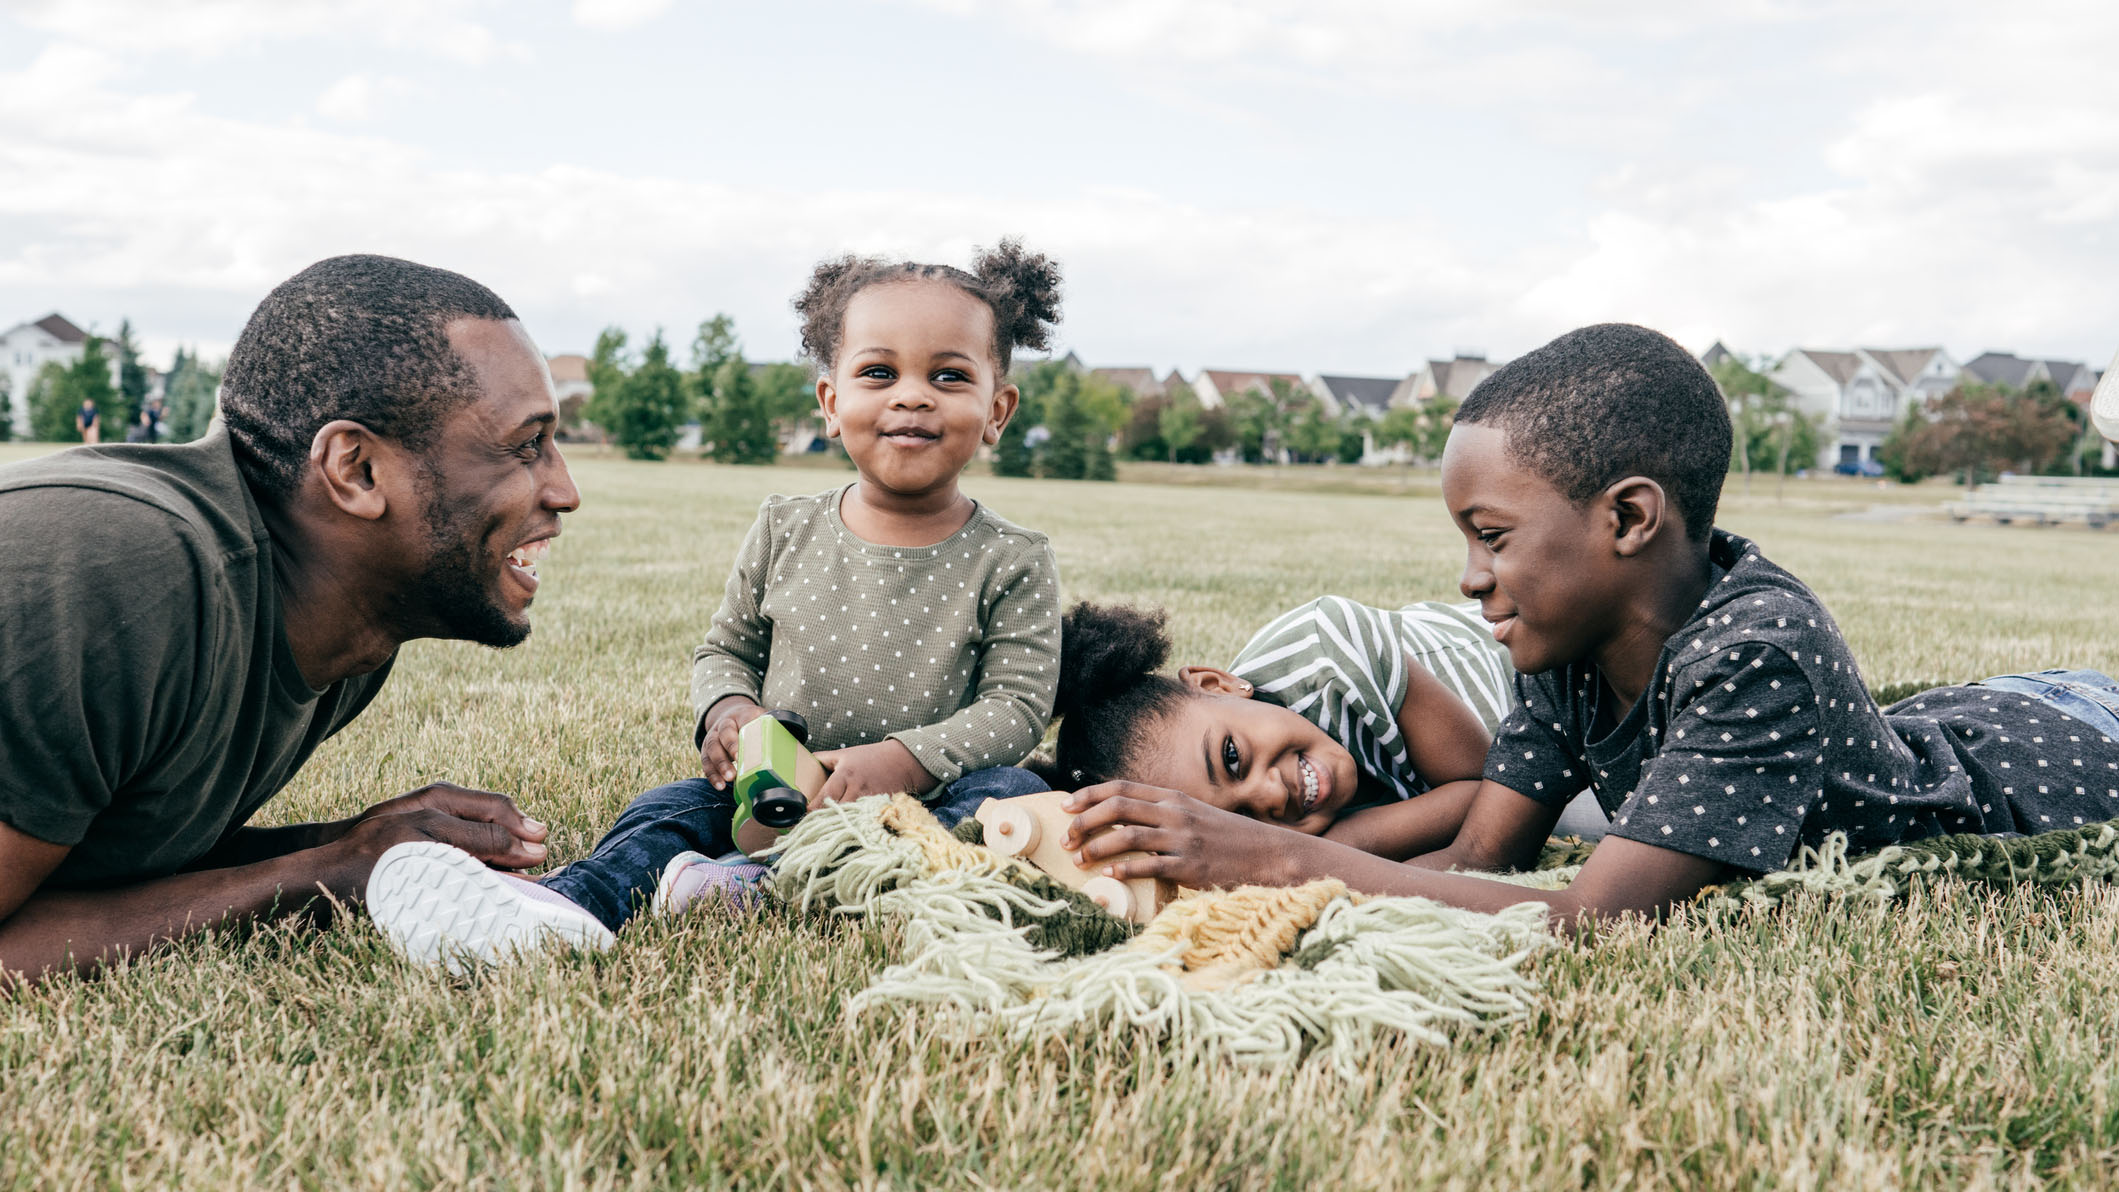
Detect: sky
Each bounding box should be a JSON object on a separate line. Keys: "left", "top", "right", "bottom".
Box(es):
{"left": 3, "top": 0, "right": 2118, "bottom": 378}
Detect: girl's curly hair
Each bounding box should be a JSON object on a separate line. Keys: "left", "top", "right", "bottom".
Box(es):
{"left": 793, "top": 238, "right": 1062, "bottom": 373}
{"left": 1027, "top": 601, "right": 1195, "bottom": 790}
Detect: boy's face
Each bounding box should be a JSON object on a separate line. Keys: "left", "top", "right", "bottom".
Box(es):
{"left": 1440, "top": 423, "right": 1622, "bottom": 675}
{"left": 818, "top": 281, "right": 1019, "bottom": 505}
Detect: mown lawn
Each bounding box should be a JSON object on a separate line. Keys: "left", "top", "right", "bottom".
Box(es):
{"left": 5, "top": 441, "right": 2119, "bottom": 1189}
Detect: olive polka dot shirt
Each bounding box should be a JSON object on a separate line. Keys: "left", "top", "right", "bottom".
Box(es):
{"left": 691, "top": 487, "right": 1060, "bottom": 789}
{"left": 1485, "top": 529, "right": 2119, "bottom": 873}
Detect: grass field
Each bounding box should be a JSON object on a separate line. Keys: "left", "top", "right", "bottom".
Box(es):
{"left": 5, "top": 440, "right": 2119, "bottom": 1189}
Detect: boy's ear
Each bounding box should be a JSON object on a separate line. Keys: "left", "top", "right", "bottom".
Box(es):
{"left": 815, "top": 375, "right": 842, "bottom": 439}
{"left": 1604, "top": 475, "right": 1668, "bottom": 557}
{"left": 308, "top": 419, "right": 392, "bottom": 521}
{"left": 1177, "top": 666, "right": 1254, "bottom": 697}
{"left": 983, "top": 382, "right": 1021, "bottom": 446}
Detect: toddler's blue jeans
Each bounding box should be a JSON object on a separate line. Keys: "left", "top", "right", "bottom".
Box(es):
{"left": 539, "top": 766, "right": 1049, "bottom": 932}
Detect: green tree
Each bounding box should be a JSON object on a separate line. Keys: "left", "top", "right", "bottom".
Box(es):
{"left": 0, "top": 370, "right": 12, "bottom": 442}
{"left": 584, "top": 329, "right": 689, "bottom": 460}
{"left": 993, "top": 391, "right": 1041, "bottom": 477}
{"left": 163, "top": 347, "right": 221, "bottom": 443}
{"left": 1157, "top": 390, "right": 1204, "bottom": 463}
{"left": 691, "top": 314, "right": 738, "bottom": 376}
{"left": 1285, "top": 403, "right": 1345, "bottom": 463}
{"left": 114, "top": 318, "right": 148, "bottom": 431}
{"left": 754, "top": 361, "right": 817, "bottom": 446}
{"left": 703, "top": 356, "right": 779, "bottom": 465}
{"left": 1878, "top": 381, "right": 2077, "bottom": 486}
{"left": 29, "top": 336, "right": 116, "bottom": 442}
{"left": 587, "top": 327, "right": 629, "bottom": 395}
{"left": 1712, "top": 357, "right": 1822, "bottom": 480}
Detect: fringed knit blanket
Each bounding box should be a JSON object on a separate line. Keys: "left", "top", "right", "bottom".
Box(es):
{"left": 766, "top": 795, "right": 2119, "bottom": 1068}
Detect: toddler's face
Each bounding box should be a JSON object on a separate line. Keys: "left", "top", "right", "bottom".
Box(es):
{"left": 820, "top": 281, "right": 1016, "bottom": 503}
{"left": 1119, "top": 685, "right": 1362, "bottom": 836}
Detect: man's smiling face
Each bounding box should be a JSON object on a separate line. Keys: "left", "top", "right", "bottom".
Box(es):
{"left": 1440, "top": 422, "right": 1623, "bottom": 676}
{"left": 396, "top": 318, "right": 581, "bottom": 647}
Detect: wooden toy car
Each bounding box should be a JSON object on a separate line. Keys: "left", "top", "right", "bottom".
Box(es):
{"left": 731, "top": 710, "right": 827, "bottom": 859}
{"left": 974, "top": 790, "right": 1177, "bottom": 925}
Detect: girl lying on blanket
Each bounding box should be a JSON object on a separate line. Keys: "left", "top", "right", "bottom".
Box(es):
{"left": 1041, "top": 597, "right": 1608, "bottom": 862}
{"left": 1056, "top": 324, "right": 2119, "bottom": 927}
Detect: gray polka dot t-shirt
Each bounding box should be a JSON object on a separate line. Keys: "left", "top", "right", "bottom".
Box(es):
{"left": 691, "top": 487, "right": 1061, "bottom": 788}
{"left": 1484, "top": 529, "right": 2119, "bottom": 873}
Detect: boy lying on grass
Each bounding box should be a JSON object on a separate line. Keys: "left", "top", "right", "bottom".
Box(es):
{"left": 1061, "top": 323, "right": 2119, "bottom": 926}
{"left": 1041, "top": 595, "right": 1610, "bottom": 866}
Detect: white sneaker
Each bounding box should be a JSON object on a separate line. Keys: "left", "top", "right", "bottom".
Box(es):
{"left": 367, "top": 841, "right": 616, "bottom": 972}
{"left": 650, "top": 850, "right": 771, "bottom": 917}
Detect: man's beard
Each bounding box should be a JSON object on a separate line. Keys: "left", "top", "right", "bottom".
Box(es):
{"left": 411, "top": 467, "right": 531, "bottom": 649}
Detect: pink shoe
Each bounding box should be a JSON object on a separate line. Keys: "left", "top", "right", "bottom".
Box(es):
{"left": 652, "top": 851, "right": 770, "bottom": 916}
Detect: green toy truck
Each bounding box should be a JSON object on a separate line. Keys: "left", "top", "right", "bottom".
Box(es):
{"left": 730, "top": 710, "right": 826, "bottom": 858}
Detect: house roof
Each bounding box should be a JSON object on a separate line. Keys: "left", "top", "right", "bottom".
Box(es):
{"left": 1089, "top": 367, "right": 1163, "bottom": 397}
{"left": 1201, "top": 369, "right": 1304, "bottom": 398}
{"left": 2041, "top": 359, "right": 2093, "bottom": 393}
{"left": 1792, "top": 348, "right": 1865, "bottom": 386}
{"left": 1962, "top": 351, "right": 2039, "bottom": 389}
{"left": 33, "top": 314, "right": 87, "bottom": 344}
{"left": 1862, "top": 348, "right": 1944, "bottom": 387}
{"left": 1427, "top": 355, "right": 1498, "bottom": 400}
{"left": 1700, "top": 341, "right": 1737, "bottom": 368}
{"left": 547, "top": 354, "right": 589, "bottom": 384}
{"left": 1315, "top": 374, "right": 1399, "bottom": 413}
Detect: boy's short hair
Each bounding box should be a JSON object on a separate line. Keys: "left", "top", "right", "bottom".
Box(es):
{"left": 1457, "top": 323, "right": 1731, "bottom": 542}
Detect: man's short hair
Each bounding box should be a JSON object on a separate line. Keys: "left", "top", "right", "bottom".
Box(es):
{"left": 220, "top": 255, "right": 517, "bottom": 501}
{"left": 1457, "top": 323, "right": 1731, "bottom": 542}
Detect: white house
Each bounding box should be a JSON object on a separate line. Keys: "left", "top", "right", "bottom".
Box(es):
{"left": 1767, "top": 347, "right": 1958, "bottom": 469}
{"left": 2, "top": 313, "right": 89, "bottom": 430}
{"left": 1307, "top": 373, "right": 1403, "bottom": 464}
{"left": 1388, "top": 354, "right": 1499, "bottom": 409}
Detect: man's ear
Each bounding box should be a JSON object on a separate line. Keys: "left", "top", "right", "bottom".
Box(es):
{"left": 1177, "top": 666, "right": 1254, "bottom": 697}
{"left": 1604, "top": 475, "right": 1668, "bottom": 558}
{"left": 983, "top": 382, "right": 1021, "bottom": 446}
{"left": 308, "top": 419, "right": 391, "bottom": 521}
{"left": 816, "top": 375, "right": 842, "bottom": 439}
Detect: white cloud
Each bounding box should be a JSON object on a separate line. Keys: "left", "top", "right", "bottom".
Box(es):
{"left": 570, "top": 0, "right": 673, "bottom": 31}
{"left": 314, "top": 73, "right": 415, "bottom": 123}
{"left": 0, "top": 0, "right": 526, "bottom": 64}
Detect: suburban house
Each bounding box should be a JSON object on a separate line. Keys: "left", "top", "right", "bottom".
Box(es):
{"left": 2, "top": 313, "right": 89, "bottom": 429}
{"left": 1193, "top": 369, "right": 1305, "bottom": 411}
{"left": 1310, "top": 373, "right": 1408, "bottom": 464}
{"left": 546, "top": 354, "right": 594, "bottom": 425}
{"left": 1389, "top": 354, "right": 1499, "bottom": 409}
{"left": 1767, "top": 346, "right": 1958, "bottom": 469}
{"left": 1699, "top": 341, "right": 1740, "bottom": 370}
{"left": 1089, "top": 367, "right": 1164, "bottom": 401}
{"left": 1961, "top": 352, "right": 2097, "bottom": 402}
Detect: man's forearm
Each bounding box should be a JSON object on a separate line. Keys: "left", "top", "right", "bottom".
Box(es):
{"left": 192, "top": 819, "right": 357, "bottom": 870}
{"left": 0, "top": 845, "right": 356, "bottom": 985}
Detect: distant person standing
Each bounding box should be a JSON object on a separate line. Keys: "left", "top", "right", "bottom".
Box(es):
{"left": 74, "top": 397, "right": 99, "bottom": 445}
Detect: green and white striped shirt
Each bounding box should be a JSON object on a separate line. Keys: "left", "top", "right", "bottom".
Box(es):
{"left": 1229, "top": 597, "right": 1513, "bottom": 802}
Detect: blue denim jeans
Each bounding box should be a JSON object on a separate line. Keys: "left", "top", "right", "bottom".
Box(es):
{"left": 1976, "top": 669, "right": 2119, "bottom": 738}
{"left": 539, "top": 766, "right": 1049, "bottom": 932}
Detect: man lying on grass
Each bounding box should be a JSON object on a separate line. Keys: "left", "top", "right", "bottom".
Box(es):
{"left": 1059, "top": 323, "right": 2119, "bottom": 925}
{"left": 0, "top": 255, "right": 570, "bottom": 983}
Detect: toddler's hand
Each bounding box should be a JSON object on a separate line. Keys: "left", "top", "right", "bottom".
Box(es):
{"left": 809, "top": 740, "right": 936, "bottom": 808}
{"left": 698, "top": 698, "right": 765, "bottom": 789}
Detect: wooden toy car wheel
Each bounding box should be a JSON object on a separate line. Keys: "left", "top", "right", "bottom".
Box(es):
{"left": 981, "top": 803, "right": 1042, "bottom": 856}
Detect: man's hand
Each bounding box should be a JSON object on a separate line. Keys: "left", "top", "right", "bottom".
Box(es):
{"left": 334, "top": 782, "right": 550, "bottom": 888}
{"left": 1061, "top": 781, "right": 1301, "bottom": 889}
{"left": 809, "top": 740, "right": 936, "bottom": 807}
{"left": 698, "top": 697, "right": 766, "bottom": 790}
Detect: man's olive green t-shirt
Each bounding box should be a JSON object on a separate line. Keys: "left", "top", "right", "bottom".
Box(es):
{"left": 0, "top": 429, "right": 392, "bottom": 888}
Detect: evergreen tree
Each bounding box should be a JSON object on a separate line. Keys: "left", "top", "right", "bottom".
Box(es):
{"left": 0, "top": 370, "right": 13, "bottom": 442}
{"left": 994, "top": 389, "right": 1043, "bottom": 477}
{"left": 753, "top": 361, "right": 818, "bottom": 446}
{"left": 114, "top": 318, "right": 148, "bottom": 431}
{"left": 29, "top": 335, "right": 116, "bottom": 442}
{"left": 584, "top": 330, "right": 688, "bottom": 460}
{"left": 1040, "top": 380, "right": 1091, "bottom": 480}
{"left": 704, "top": 355, "right": 779, "bottom": 464}
{"left": 164, "top": 347, "right": 221, "bottom": 443}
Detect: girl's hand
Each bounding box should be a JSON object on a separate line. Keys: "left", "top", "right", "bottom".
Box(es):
{"left": 1061, "top": 781, "right": 1303, "bottom": 889}
{"left": 809, "top": 740, "right": 937, "bottom": 808}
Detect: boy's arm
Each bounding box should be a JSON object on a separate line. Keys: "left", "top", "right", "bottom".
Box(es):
{"left": 884, "top": 540, "right": 1061, "bottom": 787}
{"left": 1404, "top": 778, "right": 1563, "bottom": 871}
{"left": 690, "top": 502, "right": 778, "bottom": 747}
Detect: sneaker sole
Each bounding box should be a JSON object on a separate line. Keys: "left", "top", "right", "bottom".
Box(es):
{"left": 368, "top": 841, "right": 616, "bottom": 973}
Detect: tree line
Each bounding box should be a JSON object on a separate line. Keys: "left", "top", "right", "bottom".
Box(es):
{"left": 2, "top": 321, "right": 221, "bottom": 445}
